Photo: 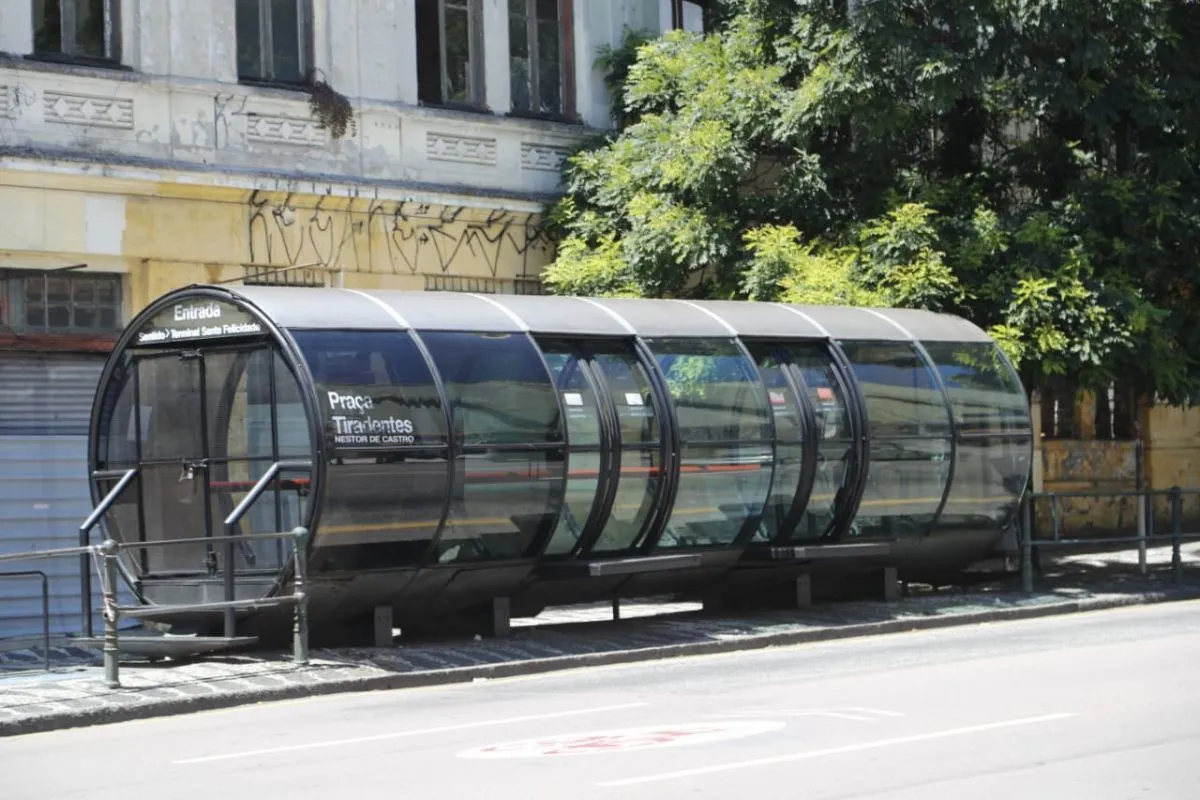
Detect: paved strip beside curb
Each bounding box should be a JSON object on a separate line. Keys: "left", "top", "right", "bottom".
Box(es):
{"left": 4, "top": 583, "right": 1198, "bottom": 738}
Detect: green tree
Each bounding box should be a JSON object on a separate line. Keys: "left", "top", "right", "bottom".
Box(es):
{"left": 544, "top": 0, "right": 1200, "bottom": 403}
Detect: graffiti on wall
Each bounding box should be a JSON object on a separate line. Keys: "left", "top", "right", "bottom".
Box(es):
{"left": 245, "top": 190, "right": 557, "bottom": 279}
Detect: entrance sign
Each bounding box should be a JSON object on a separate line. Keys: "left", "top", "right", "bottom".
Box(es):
{"left": 457, "top": 720, "right": 785, "bottom": 759}
{"left": 134, "top": 299, "right": 264, "bottom": 346}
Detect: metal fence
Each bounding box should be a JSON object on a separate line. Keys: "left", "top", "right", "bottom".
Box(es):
{"left": 1019, "top": 486, "right": 1200, "bottom": 591}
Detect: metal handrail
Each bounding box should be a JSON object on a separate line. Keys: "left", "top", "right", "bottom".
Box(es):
{"left": 1020, "top": 486, "right": 1200, "bottom": 591}
{"left": 0, "top": 545, "right": 95, "bottom": 563}
{"left": 0, "top": 571, "right": 50, "bottom": 672}
{"left": 79, "top": 468, "right": 139, "bottom": 638}
{"left": 220, "top": 460, "right": 312, "bottom": 637}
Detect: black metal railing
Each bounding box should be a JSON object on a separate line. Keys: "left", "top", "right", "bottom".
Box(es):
{"left": 1019, "top": 486, "right": 1200, "bottom": 591}
{"left": 0, "top": 570, "right": 50, "bottom": 672}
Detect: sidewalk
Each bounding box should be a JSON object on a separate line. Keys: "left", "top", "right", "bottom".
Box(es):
{"left": 2, "top": 542, "right": 1198, "bottom": 737}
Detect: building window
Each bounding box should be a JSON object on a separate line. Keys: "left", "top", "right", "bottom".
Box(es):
{"left": 0, "top": 270, "right": 122, "bottom": 334}
{"left": 416, "top": 0, "right": 486, "bottom": 108}
{"left": 236, "top": 0, "right": 312, "bottom": 85}
{"left": 32, "top": 0, "right": 120, "bottom": 62}
{"left": 508, "top": 0, "right": 572, "bottom": 117}
{"left": 670, "top": 0, "right": 708, "bottom": 33}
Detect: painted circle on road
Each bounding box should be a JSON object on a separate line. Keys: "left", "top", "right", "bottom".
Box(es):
{"left": 457, "top": 720, "right": 784, "bottom": 759}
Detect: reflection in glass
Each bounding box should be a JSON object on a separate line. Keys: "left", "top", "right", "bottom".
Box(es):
{"left": 137, "top": 355, "right": 202, "bottom": 461}
{"left": 650, "top": 338, "right": 771, "bottom": 442}
{"left": 754, "top": 353, "right": 803, "bottom": 541}
{"left": 420, "top": 332, "right": 561, "bottom": 446}
{"left": 95, "top": 354, "right": 137, "bottom": 469}
{"left": 659, "top": 444, "right": 774, "bottom": 548}
{"left": 438, "top": 449, "right": 565, "bottom": 562}
{"left": 922, "top": 342, "right": 1031, "bottom": 434}
{"left": 839, "top": 341, "right": 951, "bottom": 438}
{"left": 593, "top": 350, "right": 660, "bottom": 443}
{"left": 294, "top": 330, "right": 448, "bottom": 563}
{"left": 937, "top": 437, "right": 1031, "bottom": 530}
{"left": 593, "top": 449, "right": 661, "bottom": 552}
{"left": 794, "top": 442, "right": 852, "bottom": 538}
{"left": 542, "top": 345, "right": 603, "bottom": 555}
{"left": 851, "top": 438, "right": 952, "bottom": 538}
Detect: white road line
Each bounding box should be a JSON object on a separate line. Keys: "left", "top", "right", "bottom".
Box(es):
{"left": 172, "top": 702, "right": 648, "bottom": 765}
{"left": 598, "top": 712, "right": 1078, "bottom": 787}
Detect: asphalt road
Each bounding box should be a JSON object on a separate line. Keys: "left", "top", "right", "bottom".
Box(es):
{"left": 4, "top": 600, "right": 1200, "bottom": 800}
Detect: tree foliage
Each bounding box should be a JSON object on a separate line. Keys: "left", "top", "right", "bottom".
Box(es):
{"left": 543, "top": 0, "right": 1200, "bottom": 403}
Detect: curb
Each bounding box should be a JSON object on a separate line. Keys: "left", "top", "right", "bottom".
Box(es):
{"left": 4, "top": 587, "right": 1199, "bottom": 737}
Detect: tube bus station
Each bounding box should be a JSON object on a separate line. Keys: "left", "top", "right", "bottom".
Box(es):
{"left": 86, "top": 286, "right": 1033, "bottom": 644}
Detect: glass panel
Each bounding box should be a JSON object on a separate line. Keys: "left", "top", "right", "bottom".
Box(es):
{"left": 97, "top": 279, "right": 117, "bottom": 303}
{"left": 437, "top": 448, "right": 564, "bottom": 563}
{"left": 658, "top": 443, "right": 774, "bottom": 549}
{"left": 293, "top": 330, "right": 447, "bottom": 561}
{"left": 755, "top": 353, "right": 803, "bottom": 541}
{"left": 593, "top": 448, "right": 661, "bottom": 552}
{"left": 269, "top": 0, "right": 304, "bottom": 82}
{"left": 274, "top": 351, "right": 312, "bottom": 458}
{"left": 415, "top": 0, "right": 442, "bottom": 103}
{"left": 937, "top": 436, "right": 1031, "bottom": 531}
{"left": 543, "top": 349, "right": 601, "bottom": 446}
{"left": 542, "top": 345, "right": 603, "bottom": 555}
{"left": 140, "top": 464, "right": 208, "bottom": 573}
{"left": 203, "top": 349, "right": 274, "bottom": 460}
{"left": 73, "top": 279, "right": 95, "bottom": 303}
{"left": 25, "top": 305, "right": 45, "bottom": 328}
{"left": 24, "top": 277, "right": 44, "bottom": 302}
{"left": 922, "top": 341, "right": 1031, "bottom": 434}
{"left": 649, "top": 338, "right": 771, "bottom": 443}
{"left": 839, "top": 341, "right": 951, "bottom": 438}
{"left": 73, "top": 0, "right": 107, "bottom": 58}
{"left": 293, "top": 330, "right": 447, "bottom": 449}
{"left": 509, "top": 6, "right": 532, "bottom": 111}
{"left": 46, "top": 303, "right": 70, "bottom": 329}
{"left": 74, "top": 306, "right": 96, "bottom": 329}
{"left": 236, "top": 0, "right": 263, "bottom": 78}
{"left": 137, "top": 355, "right": 203, "bottom": 460}
{"left": 419, "top": 331, "right": 561, "bottom": 446}
{"left": 46, "top": 277, "right": 69, "bottom": 303}
{"left": 593, "top": 349, "right": 660, "bottom": 444}
{"left": 790, "top": 344, "right": 851, "bottom": 442}
{"left": 33, "top": 0, "right": 63, "bottom": 53}
{"left": 95, "top": 354, "right": 138, "bottom": 469}
{"left": 212, "top": 463, "right": 308, "bottom": 571}
{"left": 851, "top": 437, "right": 952, "bottom": 538}
{"left": 444, "top": 2, "right": 472, "bottom": 103}
{"left": 98, "top": 306, "right": 118, "bottom": 329}
{"left": 793, "top": 441, "right": 851, "bottom": 538}
{"left": 536, "top": 18, "right": 562, "bottom": 113}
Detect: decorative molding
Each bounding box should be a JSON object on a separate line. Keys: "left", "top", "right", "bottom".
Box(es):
{"left": 521, "top": 142, "right": 570, "bottom": 172}
{"left": 245, "top": 113, "right": 327, "bottom": 147}
{"left": 426, "top": 132, "right": 497, "bottom": 166}
{"left": 0, "top": 85, "right": 10, "bottom": 119}
{"left": 43, "top": 91, "right": 134, "bottom": 129}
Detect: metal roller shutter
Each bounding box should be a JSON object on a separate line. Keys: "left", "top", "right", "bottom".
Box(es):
{"left": 0, "top": 354, "right": 134, "bottom": 643}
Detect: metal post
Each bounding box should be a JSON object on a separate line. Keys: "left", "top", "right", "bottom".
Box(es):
{"left": 99, "top": 541, "right": 121, "bottom": 689}
{"left": 1021, "top": 493, "right": 1034, "bottom": 592}
{"left": 292, "top": 527, "right": 309, "bottom": 665}
{"left": 1137, "top": 490, "right": 1148, "bottom": 576}
{"left": 1171, "top": 487, "right": 1183, "bottom": 584}
{"left": 79, "top": 527, "right": 93, "bottom": 639}
{"left": 223, "top": 523, "right": 236, "bottom": 639}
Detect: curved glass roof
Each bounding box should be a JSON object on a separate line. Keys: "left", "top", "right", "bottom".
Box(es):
{"left": 227, "top": 286, "right": 993, "bottom": 343}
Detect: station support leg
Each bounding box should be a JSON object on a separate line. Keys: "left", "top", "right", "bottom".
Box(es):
{"left": 612, "top": 598, "right": 621, "bottom": 621}
{"left": 794, "top": 574, "right": 813, "bottom": 609}
{"left": 881, "top": 567, "right": 901, "bottom": 602}
{"left": 373, "top": 605, "right": 393, "bottom": 647}
{"left": 491, "top": 597, "right": 511, "bottom": 638}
